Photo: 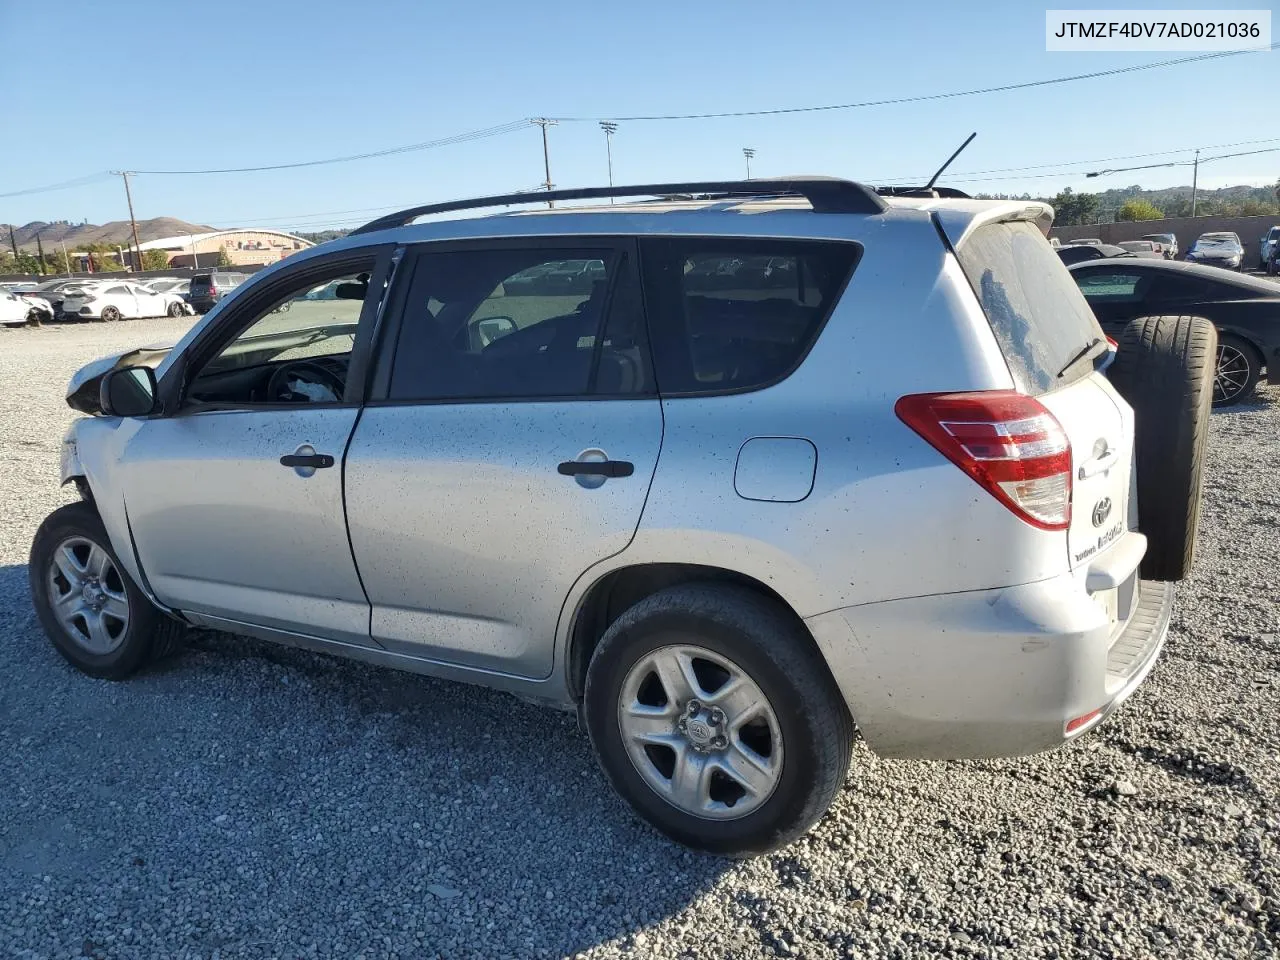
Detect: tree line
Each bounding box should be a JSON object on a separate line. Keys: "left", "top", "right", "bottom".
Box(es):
{"left": 1, "top": 243, "right": 233, "bottom": 276}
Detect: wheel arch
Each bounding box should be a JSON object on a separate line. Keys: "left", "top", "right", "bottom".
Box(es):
{"left": 563, "top": 561, "right": 825, "bottom": 702}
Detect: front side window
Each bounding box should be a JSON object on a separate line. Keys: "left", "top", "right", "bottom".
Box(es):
{"left": 1074, "top": 272, "right": 1144, "bottom": 300}
{"left": 389, "top": 246, "right": 651, "bottom": 401}
{"left": 187, "top": 262, "right": 375, "bottom": 405}
{"left": 640, "top": 238, "right": 859, "bottom": 394}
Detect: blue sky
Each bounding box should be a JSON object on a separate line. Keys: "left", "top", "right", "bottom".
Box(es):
{"left": 1, "top": 0, "right": 1274, "bottom": 231}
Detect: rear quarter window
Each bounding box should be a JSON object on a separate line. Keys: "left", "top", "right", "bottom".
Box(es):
{"left": 956, "top": 221, "right": 1105, "bottom": 394}
{"left": 639, "top": 238, "right": 860, "bottom": 395}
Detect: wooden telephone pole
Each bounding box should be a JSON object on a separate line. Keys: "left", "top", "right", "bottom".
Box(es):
{"left": 111, "top": 171, "right": 144, "bottom": 270}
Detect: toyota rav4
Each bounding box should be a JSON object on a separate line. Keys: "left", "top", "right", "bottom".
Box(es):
{"left": 32, "top": 179, "right": 1214, "bottom": 856}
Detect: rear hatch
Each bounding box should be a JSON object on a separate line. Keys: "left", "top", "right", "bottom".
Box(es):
{"left": 952, "top": 218, "right": 1133, "bottom": 573}
{"left": 190, "top": 274, "right": 214, "bottom": 298}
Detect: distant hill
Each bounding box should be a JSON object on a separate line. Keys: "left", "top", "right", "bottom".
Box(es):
{"left": 3, "top": 217, "right": 218, "bottom": 252}
{"left": 976, "top": 183, "right": 1279, "bottom": 221}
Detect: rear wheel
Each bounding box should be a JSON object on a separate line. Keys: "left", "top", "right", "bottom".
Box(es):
{"left": 584, "top": 583, "right": 853, "bottom": 856}
{"left": 29, "top": 501, "right": 184, "bottom": 679}
{"left": 1213, "top": 335, "right": 1261, "bottom": 406}
{"left": 100, "top": 306, "right": 120, "bottom": 322}
{"left": 1106, "top": 315, "right": 1216, "bottom": 581}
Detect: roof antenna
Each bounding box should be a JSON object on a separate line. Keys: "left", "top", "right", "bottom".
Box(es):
{"left": 924, "top": 132, "right": 977, "bottom": 193}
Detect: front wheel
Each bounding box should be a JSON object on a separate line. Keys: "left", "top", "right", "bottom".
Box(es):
{"left": 167, "top": 300, "right": 185, "bottom": 317}
{"left": 584, "top": 584, "right": 853, "bottom": 856}
{"left": 29, "top": 501, "right": 184, "bottom": 679}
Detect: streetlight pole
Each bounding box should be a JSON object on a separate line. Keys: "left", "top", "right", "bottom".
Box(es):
{"left": 1190, "top": 148, "right": 1201, "bottom": 218}
{"left": 599, "top": 121, "right": 618, "bottom": 201}
{"left": 743, "top": 147, "right": 756, "bottom": 180}
{"left": 531, "top": 118, "right": 558, "bottom": 208}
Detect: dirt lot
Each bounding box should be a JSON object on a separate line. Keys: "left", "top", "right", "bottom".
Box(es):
{"left": 0, "top": 317, "right": 1277, "bottom": 959}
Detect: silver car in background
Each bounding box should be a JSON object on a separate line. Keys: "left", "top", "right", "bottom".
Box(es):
{"left": 32, "top": 179, "right": 1213, "bottom": 856}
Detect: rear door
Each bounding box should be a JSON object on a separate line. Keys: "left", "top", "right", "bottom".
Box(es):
{"left": 344, "top": 238, "right": 661, "bottom": 678}
{"left": 954, "top": 220, "right": 1133, "bottom": 576}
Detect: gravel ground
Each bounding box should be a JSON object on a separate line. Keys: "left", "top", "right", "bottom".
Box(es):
{"left": 1, "top": 317, "right": 1277, "bottom": 960}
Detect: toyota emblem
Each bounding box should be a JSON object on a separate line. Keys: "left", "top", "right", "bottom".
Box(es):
{"left": 1091, "top": 497, "right": 1112, "bottom": 527}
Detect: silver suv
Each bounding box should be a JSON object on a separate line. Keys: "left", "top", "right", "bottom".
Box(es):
{"left": 32, "top": 179, "right": 1213, "bottom": 856}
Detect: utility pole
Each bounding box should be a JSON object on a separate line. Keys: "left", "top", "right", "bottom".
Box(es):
{"left": 111, "top": 171, "right": 144, "bottom": 271}
{"left": 599, "top": 121, "right": 618, "bottom": 201}
{"left": 35, "top": 232, "right": 47, "bottom": 276}
{"left": 1190, "top": 148, "right": 1201, "bottom": 218}
{"left": 60, "top": 240, "right": 72, "bottom": 275}
{"left": 743, "top": 147, "right": 756, "bottom": 180}
{"left": 7, "top": 224, "right": 18, "bottom": 260}
{"left": 531, "top": 118, "right": 558, "bottom": 208}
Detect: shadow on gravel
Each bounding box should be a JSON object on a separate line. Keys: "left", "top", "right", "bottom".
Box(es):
{"left": 3, "top": 583, "right": 741, "bottom": 957}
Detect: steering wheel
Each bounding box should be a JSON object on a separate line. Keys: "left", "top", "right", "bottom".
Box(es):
{"left": 266, "top": 360, "right": 346, "bottom": 402}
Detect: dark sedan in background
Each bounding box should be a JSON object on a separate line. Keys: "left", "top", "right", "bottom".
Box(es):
{"left": 1070, "top": 258, "right": 1280, "bottom": 405}
{"left": 1057, "top": 243, "right": 1135, "bottom": 266}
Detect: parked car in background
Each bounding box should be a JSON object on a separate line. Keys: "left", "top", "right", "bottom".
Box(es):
{"left": 1259, "top": 225, "right": 1280, "bottom": 270}
{"left": 35, "top": 179, "right": 1213, "bottom": 856}
{"left": 1057, "top": 243, "right": 1135, "bottom": 266}
{"left": 142, "top": 277, "right": 191, "bottom": 296}
{"left": 1142, "top": 233, "right": 1178, "bottom": 259}
{"left": 1067, "top": 238, "right": 1104, "bottom": 246}
{"left": 28, "top": 279, "right": 110, "bottom": 319}
{"left": 187, "top": 271, "right": 250, "bottom": 313}
{"left": 1185, "top": 232, "right": 1244, "bottom": 271}
{"left": 0, "top": 289, "right": 50, "bottom": 326}
{"left": 60, "top": 282, "right": 187, "bottom": 321}
{"left": 1070, "top": 257, "right": 1280, "bottom": 405}
{"left": 1116, "top": 240, "right": 1164, "bottom": 259}
{"left": 0, "top": 281, "right": 39, "bottom": 293}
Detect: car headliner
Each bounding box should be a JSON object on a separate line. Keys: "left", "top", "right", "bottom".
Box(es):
{"left": 1068, "top": 257, "right": 1280, "bottom": 296}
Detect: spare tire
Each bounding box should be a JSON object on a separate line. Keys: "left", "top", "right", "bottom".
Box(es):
{"left": 1106, "top": 315, "right": 1216, "bottom": 581}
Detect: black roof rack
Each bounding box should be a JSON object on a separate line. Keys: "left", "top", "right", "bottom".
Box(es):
{"left": 350, "top": 178, "right": 887, "bottom": 235}
{"left": 876, "top": 185, "right": 973, "bottom": 199}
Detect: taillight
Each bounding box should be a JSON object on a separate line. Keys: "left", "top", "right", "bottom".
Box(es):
{"left": 208, "top": 284, "right": 219, "bottom": 296}
{"left": 895, "top": 391, "right": 1072, "bottom": 530}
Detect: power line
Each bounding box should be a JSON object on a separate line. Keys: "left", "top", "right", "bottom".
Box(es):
{"left": 550, "top": 43, "right": 1279, "bottom": 122}
{"left": 0, "top": 172, "right": 113, "bottom": 199}
{"left": 870, "top": 136, "right": 1280, "bottom": 183}
{"left": 131, "top": 121, "right": 530, "bottom": 175}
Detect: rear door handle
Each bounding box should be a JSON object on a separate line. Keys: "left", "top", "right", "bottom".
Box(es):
{"left": 557, "top": 460, "right": 634, "bottom": 478}
{"left": 1078, "top": 447, "right": 1120, "bottom": 480}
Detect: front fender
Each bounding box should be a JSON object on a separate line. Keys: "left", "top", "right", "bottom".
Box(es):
{"left": 59, "top": 417, "right": 168, "bottom": 610}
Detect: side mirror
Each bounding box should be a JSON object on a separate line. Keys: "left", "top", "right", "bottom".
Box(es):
{"left": 473, "top": 315, "right": 516, "bottom": 346}
{"left": 100, "top": 366, "right": 158, "bottom": 417}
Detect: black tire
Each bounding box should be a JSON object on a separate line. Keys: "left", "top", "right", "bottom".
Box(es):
{"left": 26, "top": 309, "right": 42, "bottom": 327}
{"left": 100, "top": 306, "right": 120, "bottom": 322}
{"left": 167, "top": 300, "right": 184, "bottom": 317}
{"left": 1106, "top": 315, "right": 1216, "bottom": 581}
{"left": 583, "top": 583, "right": 853, "bottom": 856}
{"left": 29, "top": 501, "right": 185, "bottom": 680}
{"left": 1211, "top": 334, "right": 1261, "bottom": 407}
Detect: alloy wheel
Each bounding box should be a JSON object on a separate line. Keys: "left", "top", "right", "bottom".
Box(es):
{"left": 617, "top": 644, "right": 783, "bottom": 820}
{"left": 1214, "top": 344, "right": 1252, "bottom": 405}
{"left": 46, "top": 536, "right": 130, "bottom": 654}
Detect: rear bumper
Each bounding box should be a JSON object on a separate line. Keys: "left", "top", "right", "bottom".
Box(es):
{"left": 805, "top": 566, "right": 1174, "bottom": 760}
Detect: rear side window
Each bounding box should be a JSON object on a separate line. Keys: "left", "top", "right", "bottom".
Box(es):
{"left": 956, "top": 221, "right": 1104, "bottom": 394}
{"left": 388, "top": 245, "right": 652, "bottom": 402}
{"left": 640, "top": 238, "right": 859, "bottom": 394}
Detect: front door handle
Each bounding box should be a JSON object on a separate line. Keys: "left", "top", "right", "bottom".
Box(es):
{"left": 557, "top": 460, "right": 634, "bottom": 478}
{"left": 280, "top": 444, "right": 334, "bottom": 477}
{"left": 281, "top": 453, "right": 334, "bottom": 469}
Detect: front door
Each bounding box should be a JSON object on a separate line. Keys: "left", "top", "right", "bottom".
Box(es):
{"left": 119, "top": 251, "right": 388, "bottom": 643}
{"left": 345, "top": 240, "right": 662, "bottom": 678}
